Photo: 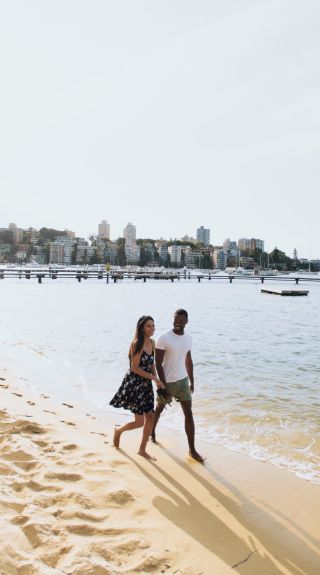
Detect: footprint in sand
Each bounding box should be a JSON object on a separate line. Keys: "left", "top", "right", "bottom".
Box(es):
{"left": 66, "top": 524, "right": 125, "bottom": 536}
{"left": 22, "top": 521, "right": 59, "bottom": 548}
{"left": 13, "top": 460, "right": 39, "bottom": 472}
{"left": 11, "top": 514, "right": 29, "bottom": 526}
{"left": 2, "top": 449, "right": 34, "bottom": 462}
{"left": 12, "top": 392, "right": 23, "bottom": 397}
{"left": 0, "top": 377, "right": 6, "bottom": 381}
{"left": 62, "top": 443, "right": 78, "bottom": 451}
{"left": 90, "top": 431, "right": 107, "bottom": 437}
{"left": 0, "top": 462, "right": 16, "bottom": 475}
{"left": 26, "top": 480, "right": 63, "bottom": 493}
{"left": 43, "top": 409, "right": 57, "bottom": 415}
{"left": 0, "top": 383, "right": 9, "bottom": 389}
{"left": 40, "top": 394, "right": 50, "bottom": 399}
{"left": 27, "top": 401, "right": 35, "bottom": 405}
{"left": 14, "top": 421, "right": 46, "bottom": 434}
{"left": 33, "top": 439, "right": 48, "bottom": 448}
{"left": 60, "top": 420, "right": 76, "bottom": 426}
{"left": 62, "top": 403, "right": 74, "bottom": 408}
{"left": 39, "top": 545, "right": 73, "bottom": 568}
{"left": 104, "top": 489, "right": 135, "bottom": 506}
{"left": 45, "top": 472, "right": 82, "bottom": 482}
{"left": 55, "top": 509, "right": 108, "bottom": 522}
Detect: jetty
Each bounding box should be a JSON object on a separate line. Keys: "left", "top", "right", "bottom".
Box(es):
{"left": 0, "top": 268, "right": 319, "bottom": 285}
{"left": 261, "top": 288, "right": 309, "bottom": 296}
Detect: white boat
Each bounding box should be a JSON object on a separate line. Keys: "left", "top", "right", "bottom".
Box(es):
{"left": 225, "top": 266, "right": 254, "bottom": 276}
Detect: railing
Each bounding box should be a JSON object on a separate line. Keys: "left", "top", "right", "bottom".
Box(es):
{"left": 0, "top": 268, "right": 319, "bottom": 284}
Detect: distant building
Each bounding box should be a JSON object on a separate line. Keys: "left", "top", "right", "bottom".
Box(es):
{"left": 181, "top": 235, "right": 196, "bottom": 244}
{"left": 105, "top": 242, "right": 118, "bottom": 265}
{"left": 168, "top": 244, "right": 182, "bottom": 265}
{"left": 196, "top": 226, "right": 210, "bottom": 246}
{"left": 49, "top": 242, "right": 64, "bottom": 265}
{"left": 26, "top": 228, "right": 40, "bottom": 244}
{"left": 64, "top": 229, "right": 75, "bottom": 239}
{"left": 211, "top": 248, "right": 227, "bottom": 270}
{"left": 8, "top": 223, "right": 23, "bottom": 244}
{"left": 98, "top": 220, "right": 110, "bottom": 240}
{"left": 223, "top": 238, "right": 238, "bottom": 257}
{"left": 75, "top": 239, "right": 89, "bottom": 264}
{"left": 123, "top": 223, "right": 139, "bottom": 262}
{"left": 50, "top": 237, "right": 74, "bottom": 265}
{"left": 158, "top": 244, "right": 169, "bottom": 264}
{"left": 185, "top": 246, "right": 203, "bottom": 268}
{"left": 238, "top": 238, "right": 264, "bottom": 252}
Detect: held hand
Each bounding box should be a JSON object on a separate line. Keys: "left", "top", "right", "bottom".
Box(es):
{"left": 189, "top": 382, "right": 194, "bottom": 394}
{"left": 155, "top": 378, "right": 166, "bottom": 389}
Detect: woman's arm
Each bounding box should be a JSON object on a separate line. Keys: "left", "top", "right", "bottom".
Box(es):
{"left": 130, "top": 348, "right": 155, "bottom": 381}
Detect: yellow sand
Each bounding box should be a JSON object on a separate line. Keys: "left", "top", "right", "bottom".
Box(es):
{"left": 0, "top": 369, "right": 319, "bottom": 575}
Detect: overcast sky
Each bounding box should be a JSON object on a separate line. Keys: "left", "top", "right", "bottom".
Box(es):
{"left": 0, "top": 0, "right": 319, "bottom": 258}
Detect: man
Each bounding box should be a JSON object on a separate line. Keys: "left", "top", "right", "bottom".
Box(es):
{"left": 151, "top": 309, "right": 205, "bottom": 462}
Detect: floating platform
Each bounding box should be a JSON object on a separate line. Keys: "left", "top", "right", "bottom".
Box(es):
{"left": 261, "top": 288, "right": 309, "bottom": 296}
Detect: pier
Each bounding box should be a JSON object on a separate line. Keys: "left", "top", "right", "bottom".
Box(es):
{"left": 261, "top": 288, "right": 309, "bottom": 296}
{"left": 0, "top": 268, "right": 319, "bottom": 285}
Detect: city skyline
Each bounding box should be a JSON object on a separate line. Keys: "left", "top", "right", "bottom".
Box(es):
{"left": 1, "top": 2, "right": 319, "bottom": 259}
{"left": 0, "top": 218, "right": 311, "bottom": 260}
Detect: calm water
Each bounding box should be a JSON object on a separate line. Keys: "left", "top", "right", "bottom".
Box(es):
{"left": 1, "top": 277, "right": 319, "bottom": 482}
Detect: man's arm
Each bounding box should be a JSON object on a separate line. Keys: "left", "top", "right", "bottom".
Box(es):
{"left": 155, "top": 348, "right": 167, "bottom": 386}
{"left": 185, "top": 350, "right": 194, "bottom": 393}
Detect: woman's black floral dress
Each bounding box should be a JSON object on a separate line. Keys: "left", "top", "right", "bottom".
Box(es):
{"left": 109, "top": 351, "right": 154, "bottom": 415}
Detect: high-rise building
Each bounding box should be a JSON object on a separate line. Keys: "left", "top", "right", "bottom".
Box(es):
{"left": 98, "top": 220, "right": 110, "bottom": 239}
{"left": 123, "top": 223, "right": 139, "bottom": 262}
{"left": 123, "top": 222, "right": 136, "bottom": 246}
{"left": 196, "top": 226, "right": 210, "bottom": 245}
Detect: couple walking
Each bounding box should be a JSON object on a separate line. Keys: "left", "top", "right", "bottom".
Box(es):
{"left": 110, "top": 309, "right": 204, "bottom": 462}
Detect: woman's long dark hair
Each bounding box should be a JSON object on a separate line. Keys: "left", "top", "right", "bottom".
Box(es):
{"left": 128, "top": 315, "right": 154, "bottom": 363}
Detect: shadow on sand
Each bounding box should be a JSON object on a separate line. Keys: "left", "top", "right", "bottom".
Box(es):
{"left": 123, "top": 449, "right": 319, "bottom": 575}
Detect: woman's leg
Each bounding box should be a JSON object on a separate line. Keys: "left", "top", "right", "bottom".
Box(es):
{"left": 113, "top": 414, "right": 144, "bottom": 447}
{"left": 138, "top": 412, "right": 156, "bottom": 460}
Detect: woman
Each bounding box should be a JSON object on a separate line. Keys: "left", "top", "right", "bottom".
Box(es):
{"left": 110, "top": 315, "right": 165, "bottom": 460}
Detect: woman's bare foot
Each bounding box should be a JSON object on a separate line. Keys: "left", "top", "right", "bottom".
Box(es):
{"left": 113, "top": 428, "right": 121, "bottom": 448}
{"left": 189, "top": 450, "right": 206, "bottom": 463}
{"left": 138, "top": 449, "right": 157, "bottom": 460}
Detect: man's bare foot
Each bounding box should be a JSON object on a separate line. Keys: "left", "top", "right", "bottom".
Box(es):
{"left": 150, "top": 433, "right": 158, "bottom": 444}
{"left": 113, "top": 428, "right": 121, "bottom": 448}
{"left": 138, "top": 449, "right": 157, "bottom": 460}
{"left": 189, "top": 450, "right": 206, "bottom": 463}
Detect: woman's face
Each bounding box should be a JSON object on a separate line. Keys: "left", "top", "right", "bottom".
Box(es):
{"left": 143, "top": 319, "right": 155, "bottom": 338}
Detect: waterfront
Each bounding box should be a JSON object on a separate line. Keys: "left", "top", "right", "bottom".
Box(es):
{"left": 1, "top": 278, "right": 319, "bottom": 483}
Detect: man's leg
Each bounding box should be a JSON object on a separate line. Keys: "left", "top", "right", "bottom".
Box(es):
{"left": 150, "top": 402, "right": 165, "bottom": 443}
{"left": 180, "top": 400, "right": 205, "bottom": 462}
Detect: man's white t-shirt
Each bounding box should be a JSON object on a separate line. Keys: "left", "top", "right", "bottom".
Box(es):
{"left": 156, "top": 330, "right": 192, "bottom": 383}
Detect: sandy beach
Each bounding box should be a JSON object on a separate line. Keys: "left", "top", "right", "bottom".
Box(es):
{"left": 0, "top": 368, "right": 319, "bottom": 575}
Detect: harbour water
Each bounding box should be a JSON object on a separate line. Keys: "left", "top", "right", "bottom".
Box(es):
{"left": 1, "top": 277, "right": 319, "bottom": 483}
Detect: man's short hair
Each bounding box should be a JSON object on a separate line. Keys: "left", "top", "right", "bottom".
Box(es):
{"left": 175, "top": 308, "right": 188, "bottom": 319}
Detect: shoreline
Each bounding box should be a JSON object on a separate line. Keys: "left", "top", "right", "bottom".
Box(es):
{"left": 3, "top": 360, "right": 319, "bottom": 487}
{"left": 0, "top": 367, "right": 319, "bottom": 574}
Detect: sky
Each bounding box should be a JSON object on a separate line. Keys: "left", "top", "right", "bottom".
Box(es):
{"left": 0, "top": 0, "right": 319, "bottom": 258}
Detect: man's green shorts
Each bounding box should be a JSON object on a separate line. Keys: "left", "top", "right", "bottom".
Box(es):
{"left": 157, "top": 377, "right": 192, "bottom": 405}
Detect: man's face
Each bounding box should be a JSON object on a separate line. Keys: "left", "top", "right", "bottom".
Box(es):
{"left": 173, "top": 313, "right": 188, "bottom": 334}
